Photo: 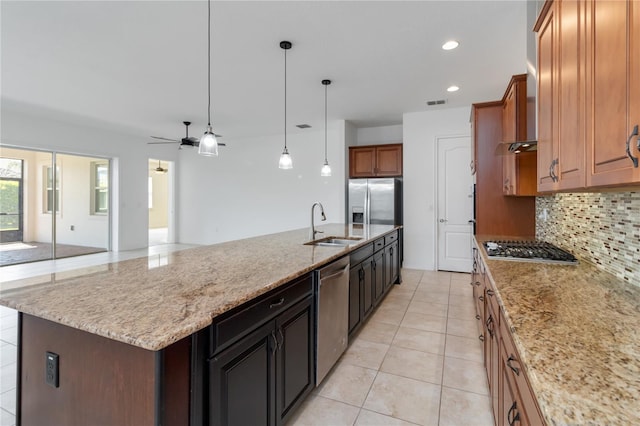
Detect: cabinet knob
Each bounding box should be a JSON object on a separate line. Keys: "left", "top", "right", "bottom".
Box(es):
{"left": 625, "top": 125, "right": 639, "bottom": 168}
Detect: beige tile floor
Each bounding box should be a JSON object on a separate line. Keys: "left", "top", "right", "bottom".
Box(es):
{"left": 287, "top": 269, "right": 494, "bottom": 426}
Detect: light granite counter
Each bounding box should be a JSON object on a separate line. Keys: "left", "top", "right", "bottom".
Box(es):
{"left": 0, "top": 224, "right": 397, "bottom": 351}
{"left": 475, "top": 235, "right": 640, "bottom": 425}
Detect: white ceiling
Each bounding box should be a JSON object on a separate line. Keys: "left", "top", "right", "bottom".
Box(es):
{"left": 1, "top": 1, "right": 527, "bottom": 143}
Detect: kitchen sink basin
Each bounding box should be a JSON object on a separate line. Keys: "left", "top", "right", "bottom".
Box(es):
{"left": 304, "top": 236, "right": 363, "bottom": 247}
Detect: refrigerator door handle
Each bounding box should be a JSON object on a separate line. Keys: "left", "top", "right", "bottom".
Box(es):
{"left": 365, "top": 182, "right": 370, "bottom": 225}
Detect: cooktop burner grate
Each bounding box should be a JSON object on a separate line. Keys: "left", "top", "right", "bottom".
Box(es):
{"left": 483, "top": 240, "right": 578, "bottom": 264}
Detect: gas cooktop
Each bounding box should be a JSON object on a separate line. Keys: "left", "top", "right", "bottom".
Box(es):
{"left": 483, "top": 240, "right": 578, "bottom": 265}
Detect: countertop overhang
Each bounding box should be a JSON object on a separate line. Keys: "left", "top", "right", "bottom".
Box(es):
{"left": 475, "top": 235, "right": 640, "bottom": 425}
{"left": 0, "top": 224, "right": 399, "bottom": 351}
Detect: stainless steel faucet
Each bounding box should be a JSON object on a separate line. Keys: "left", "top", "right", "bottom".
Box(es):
{"left": 310, "top": 202, "right": 327, "bottom": 240}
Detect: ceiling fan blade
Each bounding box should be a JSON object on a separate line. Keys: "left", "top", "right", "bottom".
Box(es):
{"left": 148, "top": 141, "right": 178, "bottom": 145}
{"left": 150, "top": 136, "right": 179, "bottom": 142}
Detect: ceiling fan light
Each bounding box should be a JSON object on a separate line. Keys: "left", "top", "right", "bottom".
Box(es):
{"left": 279, "top": 147, "right": 293, "bottom": 169}
{"left": 199, "top": 126, "right": 219, "bottom": 156}
{"left": 321, "top": 160, "right": 332, "bottom": 177}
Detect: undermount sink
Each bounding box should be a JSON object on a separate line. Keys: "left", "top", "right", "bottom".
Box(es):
{"left": 304, "top": 236, "right": 363, "bottom": 247}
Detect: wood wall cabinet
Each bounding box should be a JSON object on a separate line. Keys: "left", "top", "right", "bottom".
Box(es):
{"left": 536, "top": 0, "right": 586, "bottom": 192}
{"left": 472, "top": 102, "right": 536, "bottom": 237}
{"left": 536, "top": 0, "right": 640, "bottom": 190}
{"left": 349, "top": 144, "right": 403, "bottom": 178}
{"left": 501, "top": 74, "right": 538, "bottom": 196}
{"left": 586, "top": 0, "right": 640, "bottom": 186}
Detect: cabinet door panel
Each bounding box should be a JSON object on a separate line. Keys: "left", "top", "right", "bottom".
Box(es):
{"left": 362, "top": 259, "right": 373, "bottom": 317}
{"left": 502, "top": 85, "right": 517, "bottom": 195}
{"left": 209, "top": 321, "right": 275, "bottom": 426}
{"left": 277, "top": 296, "right": 314, "bottom": 424}
{"left": 588, "top": 0, "right": 640, "bottom": 185}
{"left": 349, "top": 147, "right": 376, "bottom": 177}
{"left": 375, "top": 145, "right": 403, "bottom": 176}
{"left": 372, "top": 251, "right": 384, "bottom": 305}
{"left": 557, "top": 0, "right": 585, "bottom": 189}
{"left": 348, "top": 266, "right": 362, "bottom": 334}
{"left": 537, "top": 5, "right": 558, "bottom": 192}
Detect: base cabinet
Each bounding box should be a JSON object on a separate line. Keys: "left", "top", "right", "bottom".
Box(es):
{"left": 348, "top": 230, "right": 401, "bottom": 339}
{"left": 473, "top": 242, "right": 545, "bottom": 426}
{"left": 208, "top": 274, "right": 314, "bottom": 426}
{"left": 209, "top": 321, "right": 274, "bottom": 426}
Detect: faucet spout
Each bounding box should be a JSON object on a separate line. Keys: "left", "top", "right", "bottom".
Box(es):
{"left": 310, "top": 202, "right": 327, "bottom": 241}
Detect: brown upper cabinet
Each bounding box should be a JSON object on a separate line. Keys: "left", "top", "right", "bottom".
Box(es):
{"left": 501, "top": 74, "right": 537, "bottom": 196}
{"left": 535, "top": 0, "right": 640, "bottom": 191}
{"left": 349, "top": 144, "right": 403, "bottom": 178}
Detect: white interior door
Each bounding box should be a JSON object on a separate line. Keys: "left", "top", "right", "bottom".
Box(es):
{"left": 437, "top": 136, "right": 473, "bottom": 272}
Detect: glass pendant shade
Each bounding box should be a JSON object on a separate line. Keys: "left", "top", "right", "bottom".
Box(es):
{"left": 199, "top": 125, "right": 219, "bottom": 156}
{"left": 321, "top": 160, "right": 332, "bottom": 177}
{"left": 279, "top": 148, "right": 293, "bottom": 169}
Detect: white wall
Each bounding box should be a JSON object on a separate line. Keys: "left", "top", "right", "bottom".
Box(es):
{"left": 178, "top": 122, "right": 347, "bottom": 245}
{"left": 1, "top": 102, "right": 178, "bottom": 251}
{"left": 356, "top": 125, "right": 403, "bottom": 146}
{"left": 403, "top": 107, "right": 471, "bottom": 270}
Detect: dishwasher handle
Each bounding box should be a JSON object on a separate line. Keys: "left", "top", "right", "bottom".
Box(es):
{"left": 319, "top": 263, "right": 350, "bottom": 283}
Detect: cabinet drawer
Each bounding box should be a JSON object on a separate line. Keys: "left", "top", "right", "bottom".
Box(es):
{"left": 210, "top": 274, "right": 312, "bottom": 355}
{"left": 350, "top": 243, "right": 373, "bottom": 266}
{"left": 373, "top": 238, "right": 385, "bottom": 252}
{"left": 499, "top": 312, "right": 544, "bottom": 424}
{"left": 384, "top": 230, "right": 398, "bottom": 245}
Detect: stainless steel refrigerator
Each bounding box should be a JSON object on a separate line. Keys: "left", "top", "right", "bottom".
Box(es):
{"left": 347, "top": 178, "right": 402, "bottom": 226}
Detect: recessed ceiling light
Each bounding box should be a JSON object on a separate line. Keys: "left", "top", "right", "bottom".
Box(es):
{"left": 442, "top": 40, "right": 459, "bottom": 50}
{"left": 447, "top": 85, "right": 459, "bottom": 92}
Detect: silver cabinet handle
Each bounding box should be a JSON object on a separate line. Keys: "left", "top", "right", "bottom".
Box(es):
{"left": 439, "top": 219, "right": 448, "bottom": 223}
{"left": 626, "top": 125, "right": 639, "bottom": 167}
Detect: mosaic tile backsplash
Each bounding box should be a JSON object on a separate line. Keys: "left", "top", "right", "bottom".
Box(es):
{"left": 536, "top": 192, "right": 640, "bottom": 286}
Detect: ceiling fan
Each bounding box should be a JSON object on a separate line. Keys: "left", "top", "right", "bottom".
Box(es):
{"left": 149, "top": 121, "right": 225, "bottom": 148}
{"left": 151, "top": 160, "right": 168, "bottom": 173}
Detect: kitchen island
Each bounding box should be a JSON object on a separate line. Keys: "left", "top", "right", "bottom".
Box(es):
{"left": 474, "top": 235, "right": 640, "bottom": 425}
{"left": 0, "top": 224, "right": 400, "bottom": 425}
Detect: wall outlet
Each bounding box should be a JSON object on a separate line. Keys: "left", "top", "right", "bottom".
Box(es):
{"left": 45, "top": 351, "right": 59, "bottom": 388}
{"left": 538, "top": 208, "right": 549, "bottom": 222}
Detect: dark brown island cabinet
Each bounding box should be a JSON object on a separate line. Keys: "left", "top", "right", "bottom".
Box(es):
{"left": 348, "top": 230, "right": 400, "bottom": 338}
{"left": 19, "top": 273, "right": 314, "bottom": 426}
{"left": 17, "top": 229, "right": 402, "bottom": 426}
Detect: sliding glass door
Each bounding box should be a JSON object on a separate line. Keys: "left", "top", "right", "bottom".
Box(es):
{"left": 0, "top": 158, "right": 24, "bottom": 243}
{"left": 0, "top": 147, "right": 110, "bottom": 266}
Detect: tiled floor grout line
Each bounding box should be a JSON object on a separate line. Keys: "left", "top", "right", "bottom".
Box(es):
{"left": 435, "top": 275, "right": 452, "bottom": 426}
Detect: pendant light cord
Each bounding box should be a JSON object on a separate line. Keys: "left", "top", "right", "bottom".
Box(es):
{"left": 284, "top": 46, "right": 287, "bottom": 150}
{"left": 324, "top": 83, "right": 328, "bottom": 162}
{"left": 207, "top": 0, "right": 211, "bottom": 127}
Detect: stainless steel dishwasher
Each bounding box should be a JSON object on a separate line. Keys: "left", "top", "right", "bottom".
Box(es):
{"left": 315, "top": 256, "right": 350, "bottom": 385}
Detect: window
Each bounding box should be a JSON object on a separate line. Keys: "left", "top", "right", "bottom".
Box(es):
{"left": 91, "top": 161, "right": 109, "bottom": 215}
{"left": 43, "top": 165, "right": 60, "bottom": 214}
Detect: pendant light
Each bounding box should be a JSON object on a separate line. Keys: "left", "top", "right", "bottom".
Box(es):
{"left": 278, "top": 41, "right": 293, "bottom": 169}
{"left": 320, "top": 79, "right": 332, "bottom": 177}
{"left": 199, "top": 0, "right": 219, "bottom": 157}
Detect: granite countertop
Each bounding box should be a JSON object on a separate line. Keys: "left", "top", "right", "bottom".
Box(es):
{"left": 475, "top": 235, "right": 640, "bottom": 425}
{"left": 0, "top": 224, "right": 397, "bottom": 351}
